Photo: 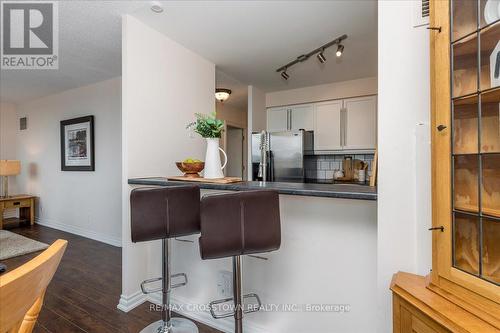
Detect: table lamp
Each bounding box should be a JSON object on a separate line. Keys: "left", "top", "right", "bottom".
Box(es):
{"left": 0, "top": 160, "right": 21, "bottom": 198}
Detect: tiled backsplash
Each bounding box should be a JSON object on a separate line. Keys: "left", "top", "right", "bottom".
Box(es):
{"left": 305, "top": 154, "right": 375, "bottom": 180}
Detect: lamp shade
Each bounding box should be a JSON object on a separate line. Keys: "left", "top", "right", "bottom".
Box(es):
{"left": 0, "top": 160, "right": 21, "bottom": 176}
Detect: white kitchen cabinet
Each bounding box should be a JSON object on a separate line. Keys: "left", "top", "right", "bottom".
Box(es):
{"left": 267, "top": 95, "right": 377, "bottom": 152}
{"left": 290, "top": 104, "right": 314, "bottom": 131}
{"left": 343, "top": 96, "right": 377, "bottom": 150}
{"left": 267, "top": 107, "right": 288, "bottom": 132}
{"left": 267, "top": 104, "right": 314, "bottom": 132}
{"left": 314, "top": 100, "right": 343, "bottom": 151}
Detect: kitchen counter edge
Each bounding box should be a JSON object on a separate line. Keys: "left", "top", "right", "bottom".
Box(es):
{"left": 128, "top": 178, "right": 377, "bottom": 201}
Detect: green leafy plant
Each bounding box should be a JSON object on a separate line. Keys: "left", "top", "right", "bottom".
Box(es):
{"left": 186, "top": 112, "right": 225, "bottom": 138}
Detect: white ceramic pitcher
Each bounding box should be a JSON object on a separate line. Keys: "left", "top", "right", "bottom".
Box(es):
{"left": 204, "top": 138, "right": 227, "bottom": 179}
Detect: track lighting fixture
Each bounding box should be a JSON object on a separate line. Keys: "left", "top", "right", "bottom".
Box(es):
{"left": 317, "top": 50, "right": 327, "bottom": 63}
{"left": 336, "top": 44, "right": 344, "bottom": 57}
{"left": 276, "top": 34, "right": 347, "bottom": 80}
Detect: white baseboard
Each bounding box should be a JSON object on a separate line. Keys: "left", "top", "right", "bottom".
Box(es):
{"left": 35, "top": 217, "right": 122, "bottom": 247}
{"left": 117, "top": 290, "right": 147, "bottom": 312}
{"left": 148, "top": 293, "right": 267, "bottom": 333}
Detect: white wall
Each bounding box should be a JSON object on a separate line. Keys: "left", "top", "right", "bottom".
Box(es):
{"left": 0, "top": 102, "right": 18, "bottom": 160}
{"left": 377, "top": 1, "right": 431, "bottom": 333}
{"left": 247, "top": 85, "right": 266, "bottom": 179}
{"left": 0, "top": 102, "right": 19, "bottom": 209}
{"left": 13, "top": 78, "right": 122, "bottom": 246}
{"left": 120, "top": 14, "right": 215, "bottom": 308}
{"left": 265, "top": 77, "right": 377, "bottom": 107}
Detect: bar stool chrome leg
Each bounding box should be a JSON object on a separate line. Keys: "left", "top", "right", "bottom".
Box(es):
{"left": 140, "top": 239, "right": 198, "bottom": 333}
{"left": 233, "top": 256, "right": 243, "bottom": 333}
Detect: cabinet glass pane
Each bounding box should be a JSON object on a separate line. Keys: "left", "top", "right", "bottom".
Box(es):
{"left": 454, "top": 155, "right": 479, "bottom": 212}
{"left": 454, "top": 213, "right": 480, "bottom": 275}
{"left": 480, "top": 0, "right": 500, "bottom": 28}
{"left": 454, "top": 96, "right": 479, "bottom": 154}
{"left": 453, "top": 34, "right": 479, "bottom": 97}
{"left": 480, "top": 22, "right": 500, "bottom": 91}
{"left": 482, "top": 218, "right": 500, "bottom": 284}
{"left": 482, "top": 154, "right": 500, "bottom": 217}
{"left": 453, "top": 0, "right": 478, "bottom": 41}
{"left": 481, "top": 89, "right": 500, "bottom": 152}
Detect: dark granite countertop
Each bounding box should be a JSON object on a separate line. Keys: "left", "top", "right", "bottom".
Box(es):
{"left": 128, "top": 177, "right": 377, "bottom": 201}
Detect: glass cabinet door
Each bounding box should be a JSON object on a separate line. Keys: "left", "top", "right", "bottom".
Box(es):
{"left": 452, "top": 0, "right": 500, "bottom": 285}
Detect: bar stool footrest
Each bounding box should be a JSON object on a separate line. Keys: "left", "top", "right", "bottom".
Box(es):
{"left": 171, "top": 273, "right": 188, "bottom": 289}
{"left": 208, "top": 293, "right": 262, "bottom": 319}
{"left": 140, "top": 277, "right": 162, "bottom": 294}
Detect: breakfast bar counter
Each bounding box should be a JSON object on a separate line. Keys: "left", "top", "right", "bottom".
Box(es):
{"left": 128, "top": 177, "right": 377, "bottom": 200}
{"left": 124, "top": 176, "right": 377, "bottom": 332}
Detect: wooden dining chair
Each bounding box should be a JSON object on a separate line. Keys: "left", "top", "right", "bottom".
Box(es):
{"left": 0, "top": 239, "right": 67, "bottom": 333}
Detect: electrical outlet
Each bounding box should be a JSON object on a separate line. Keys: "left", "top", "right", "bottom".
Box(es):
{"left": 217, "top": 270, "right": 233, "bottom": 297}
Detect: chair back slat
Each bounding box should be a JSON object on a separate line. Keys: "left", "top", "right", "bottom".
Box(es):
{"left": 0, "top": 239, "right": 67, "bottom": 333}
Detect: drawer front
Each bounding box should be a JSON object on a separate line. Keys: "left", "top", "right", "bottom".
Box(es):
{"left": 4, "top": 199, "right": 31, "bottom": 209}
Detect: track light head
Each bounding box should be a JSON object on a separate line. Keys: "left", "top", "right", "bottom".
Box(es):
{"left": 281, "top": 70, "right": 290, "bottom": 80}
{"left": 317, "top": 50, "right": 326, "bottom": 63}
{"left": 336, "top": 44, "right": 344, "bottom": 57}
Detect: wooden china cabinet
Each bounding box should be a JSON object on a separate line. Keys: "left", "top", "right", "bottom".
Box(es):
{"left": 391, "top": 0, "right": 500, "bottom": 332}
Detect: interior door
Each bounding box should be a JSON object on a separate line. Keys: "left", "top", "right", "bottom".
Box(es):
{"left": 290, "top": 104, "right": 314, "bottom": 131}
{"left": 267, "top": 107, "right": 288, "bottom": 132}
{"left": 226, "top": 126, "right": 244, "bottom": 178}
{"left": 343, "top": 96, "right": 377, "bottom": 150}
{"left": 314, "top": 100, "right": 343, "bottom": 151}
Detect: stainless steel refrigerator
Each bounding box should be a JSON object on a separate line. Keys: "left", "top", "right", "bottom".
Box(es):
{"left": 251, "top": 130, "right": 314, "bottom": 182}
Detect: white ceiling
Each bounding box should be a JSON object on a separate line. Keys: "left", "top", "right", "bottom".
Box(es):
{"left": 0, "top": 1, "right": 145, "bottom": 104}
{"left": 133, "top": 0, "right": 378, "bottom": 92}
{"left": 0, "top": 1, "right": 377, "bottom": 104}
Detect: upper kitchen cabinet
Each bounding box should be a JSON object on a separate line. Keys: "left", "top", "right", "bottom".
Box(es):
{"left": 343, "top": 96, "right": 377, "bottom": 150}
{"left": 289, "top": 104, "right": 314, "bottom": 131}
{"left": 267, "top": 106, "right": 289, "bottom": 132}
{"left": 267, "top": 104, "right": 314, "bottom": 132}
{"left": 314, "top": 100, "right": 343, "bottom": 151}
{"left": 267, "top": 96, "right": 378, "bottom": 152}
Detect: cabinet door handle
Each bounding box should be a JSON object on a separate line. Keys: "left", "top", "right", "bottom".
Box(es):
{"left": 343, "top": 109, "right": 347, "bottom": 147}
{"left": 13, "top": 202, "right": 20, "bottom": 206}
{"left": 437, "top": 125, "right": 447, "bottom": 132}
{"left": 286, "top": 109, "right": 290, "bottom": 131}
{"left": 289, "top": 110, "right": 293, "bottom": 130}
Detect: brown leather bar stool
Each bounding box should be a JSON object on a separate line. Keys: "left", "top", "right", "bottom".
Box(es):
{"left": 199, "top": 190, "right": 281, "bottom": 333}
{"left": 131, "top": 186, "right": 200, "bottom": 333}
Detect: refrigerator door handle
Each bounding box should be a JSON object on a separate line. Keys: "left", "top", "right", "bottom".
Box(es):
{"left": 269, "top": 150, "right": 274, "bottom": 181}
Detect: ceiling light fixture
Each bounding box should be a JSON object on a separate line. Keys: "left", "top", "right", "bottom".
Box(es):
{"left": 281, "top": 70, "right": 290, "bottom": 80}
{"left": 317, "top": 50, "right": 327, "bottom": 63}
{"left": 336, "top": 44, "right": 344, "bottom": 57}
{"left": 275, "top": 34, "right": 347, "bottom": 80}
{"left": 215, "top": 88, "right": 232, "bottom": 102}
{"left": 151, "top": 1, "right": 164, "bottom": 13}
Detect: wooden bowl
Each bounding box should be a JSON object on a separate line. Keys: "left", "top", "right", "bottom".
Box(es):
{"left": 176, "top": 162, "right": 205, "bottom": 178}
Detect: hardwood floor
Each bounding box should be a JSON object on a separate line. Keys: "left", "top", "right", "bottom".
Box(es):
{"left": 2, "top": 223, "right": 221, "bottom": 333}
